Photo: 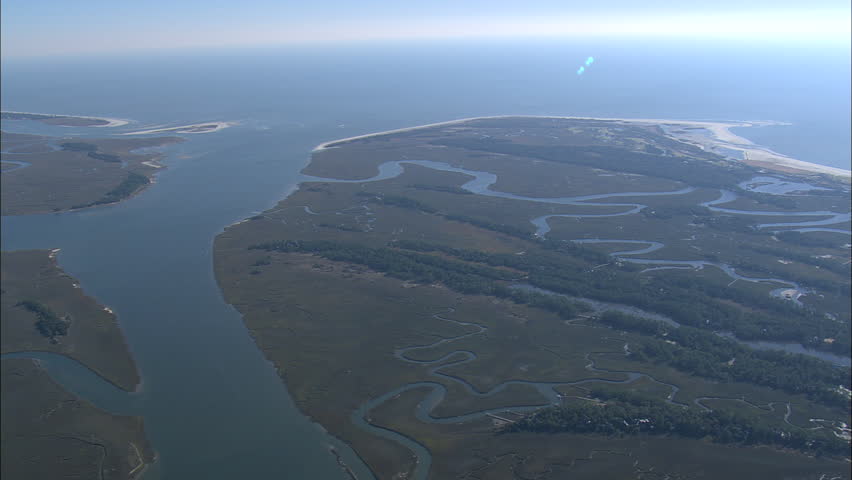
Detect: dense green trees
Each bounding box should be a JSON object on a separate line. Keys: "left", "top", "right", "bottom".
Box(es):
{"left": 777, "top": 230, "right": 846, "bottom": 249}
{"left": 357, "top": 192, "right": 438, "bottom": 213}
{"left": 250, "top": 229, "right": 849, "bottom": 406}
{"left": 60, "top": 142, "right": 98, "bottom": 152}
{"left": 16, "top": 300, "right": 69, "bottom": 340}
{"left": 407, "top": 183, "right": 472, "bottom": 195}
{"left": 249, "top": 239, "right": 584, "bottom": 317}
{"left": 60, "top": 142, "right": 122, "bottom": 162}
{"left": 356, "top": 191, "right": 535, "bottom": 238}
{"left": 349, "top": 190, "right": 849, "bottom": 355}
{"left": 598, "top": 311, "right": 850, "bottom": 408}
{"left": 250, "top": 236, "right": 850, "bottom": 397}
{"left": 87, "top": 151, "right": 122, "bottom": 163}
{"left": 432, "top": 138, "right": 752, "bottom": 188}
{"left": 71, "top": 172, "right": 150, "bottom": 209}
{"left": 505, "top": 390, "right": 848, "bottom": 456}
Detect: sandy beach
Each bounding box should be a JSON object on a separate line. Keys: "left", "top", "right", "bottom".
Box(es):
{"left": 123, "top": 121, "right": 235, "bottom": 136}
{"left": 1, "top": 110, "right": 130, "bottom": 127}
{"left": 91, "top": 117, "right": 131, "bottom": 127}
{"left": 315, "top": 115, "right": 851, "bottom": 180}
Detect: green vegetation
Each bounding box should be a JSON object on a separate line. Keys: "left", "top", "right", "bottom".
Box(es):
{"left": 71, "top": 172, "right": 150, "bottom": 209}
{"left": 250, "top": 237, "right": 849, "bottom": 389}
{"left": 15, "top": 300, "right": 68, "bottom": 340}
{"left": 737, "top": 243, "right": 849, "bottom": 275}
{"left": 408, "top": 183, "right": 473, "bottom": 195}
{"left": 432, "top": 138, "right": 751, "bottom": 188}
{"left": 358, "top": 191, "right": 534, "bottom": 237}
{"left": 777, "top": 230, "right": 846, "bottom": 248}
{"left": 443, "top": 213, "right": 534, "bottom": 239}
{"left": 738, "top": 190, "right": 798, "bottom": 209}
{"left": 60, "top": 142, "right": 122, "bottom": 163}
{"left": 60, "top": 142, "right": 98, "bottom": 152}
{"left": 96, "top": 172, "right": 150, "bottom": 203}
{"left": 3, "top": 132, "right": 180, "bottom": 215}
{"left": 87, "top": 151, "right": 122, "bottom": 163}
{"left": 216, "top": 117, "right": 851, "bottom": 479}
{"left": 2, "top": 250, "right": 153, "bottom": 478}
{"left": 597, "top": 311, "right": 850, "bottom": 408}
{"left": 505, "top": 390, "right": 848, "bottom": 456}
{"left": 358, "top": 192, "right": 438, "bottom": 213}
{"left": 250, "top": 239, "right": 515, "bottom": 291}
{"left": 250, "top": 239, "right": 591, "bottom": 318}
{"left": 390, "top": 239, "right": 848, "bottom": 355}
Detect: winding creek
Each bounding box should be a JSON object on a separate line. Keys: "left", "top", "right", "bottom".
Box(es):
{"left": 303, "top": 159, "right": 851, "bottom": 478}
{"left": 351, "top": 309, "right": 688, "bottom": 480}
{"left": 4, "top": 146, "right": 850, "bottom": 478}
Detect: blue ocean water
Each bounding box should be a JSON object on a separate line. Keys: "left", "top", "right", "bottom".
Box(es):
{"left": 1, "top": 39, "right": 850, "bottom": 480}
{"left": 3, "top": 39, "right": 850, "bottom": 169}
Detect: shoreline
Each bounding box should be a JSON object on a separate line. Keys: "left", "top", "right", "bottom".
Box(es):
{"left": 122, "top": 121, "right": 235, "bottom": 136}
{"left": 1, "top": 110, "right": 130, "bottom": 127}
{"left": 314, "top": 115, "right": 851, "bottom": 180}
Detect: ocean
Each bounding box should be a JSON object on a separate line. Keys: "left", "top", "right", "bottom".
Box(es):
{"left": 1, "top": 39, "right": 850, "bottom": 479}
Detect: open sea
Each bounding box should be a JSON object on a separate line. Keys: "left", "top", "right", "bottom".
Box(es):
{"left": 1, "top": 39, "right": 850, "bottom": 479}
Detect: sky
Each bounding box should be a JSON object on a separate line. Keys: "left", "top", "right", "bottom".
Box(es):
{"left": 2, "top": 0, "right": 851, "bottom": 57}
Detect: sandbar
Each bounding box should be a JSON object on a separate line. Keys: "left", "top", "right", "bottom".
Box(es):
{"left": 122, "top": 121, "right": 235, "bottom": 135}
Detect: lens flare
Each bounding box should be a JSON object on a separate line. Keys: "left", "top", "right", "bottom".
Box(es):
{"left": 577, "top": 56, "right": 594, "bottom": 75}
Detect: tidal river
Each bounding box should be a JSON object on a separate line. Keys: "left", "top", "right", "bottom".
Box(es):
{"left": 1, "top": 125, "right": 377, "bottom": 480}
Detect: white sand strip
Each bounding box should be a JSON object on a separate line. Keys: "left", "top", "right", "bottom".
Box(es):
{"left": 122, "top": 121, "right": 235, "bottom": 136}
{"left": 1, "top": 110, "right": 130, "bottom": 127}
{"left": 314, "top": 115, "right": 850, "bottom": 179}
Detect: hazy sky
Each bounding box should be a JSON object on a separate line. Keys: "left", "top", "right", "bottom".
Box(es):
{"left": 2, "top": 0, "right": 850, "bottom": 57}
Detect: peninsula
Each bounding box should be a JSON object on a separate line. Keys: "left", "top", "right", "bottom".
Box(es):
{"left": 2, "top": 111, "right": 129, "bottom": 127}
{"left": 215, "top": 117, "right": 851, "bottom": 479}
{"left": 1, "top": 250, "right": 153, "bottom": 479}
{"left": 1, "top": 130, "right": 182, "bottom": 215}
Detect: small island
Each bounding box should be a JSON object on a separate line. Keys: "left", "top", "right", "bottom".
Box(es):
{"left": 1, "top": 130, "right": 183, "bottom": 215}
{"left": 1, "top": 250, "right": 154, "bottom": 479}
{"left": 214, "top": 116, "right": 851, "bottom": 479}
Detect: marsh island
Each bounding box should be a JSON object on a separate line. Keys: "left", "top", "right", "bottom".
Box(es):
{"left": 216, "top": 116, "right": 851, "bottom": 479}
{"left": 1, "top": 130, "right": 182, "bottom": 215}
{"left": 1, "top": 250, "right": 153, "bottom": 479}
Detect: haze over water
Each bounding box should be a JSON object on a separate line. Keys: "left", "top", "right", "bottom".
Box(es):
{"left": 2, "top": 40, "right": 850, "bottom": 170}
{"left": 1, "top": 39, "right": 850, "bottom": 479}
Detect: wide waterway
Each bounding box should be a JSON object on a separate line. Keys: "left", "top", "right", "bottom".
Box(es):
{"left": 1, "top": 124, "right": 378, "bottom": 479}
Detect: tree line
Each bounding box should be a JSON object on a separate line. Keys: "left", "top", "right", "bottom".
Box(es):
{"left": 504, "top": 389, "right": 848, "bottom": 457}
{"left": 248, "top": 238, "right": 848, "bottom": 409}
{"left": 16, "top": 300, "right": 69, "bottom": 341}
{"left": 71, "top": 172, "right": 150, "bottom": 209}
{"left": 598, "top": 311, "right": 850, "bottom": 409}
